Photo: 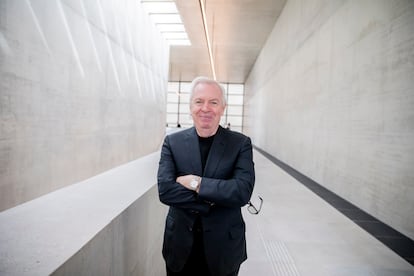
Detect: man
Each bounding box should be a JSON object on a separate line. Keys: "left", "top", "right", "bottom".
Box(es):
{"left": 157, "top": 76, "right": 255, "bottom": 276}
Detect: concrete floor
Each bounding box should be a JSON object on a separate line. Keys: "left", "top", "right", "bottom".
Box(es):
{"left": 239, "top": 150, "right": 414, "bottom": 276}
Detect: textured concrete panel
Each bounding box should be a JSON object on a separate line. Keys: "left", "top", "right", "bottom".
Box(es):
{"left": 0, "top": 0, "right": 169, "bottom": 211}
{"left": 52, "top": 186, "right": 166, "bottom": 276}
{"left": 0, "top": 151, "right": 166, "bottom": 276}
{"left": 245, "top": 0, "right": 414, "bottom": 239}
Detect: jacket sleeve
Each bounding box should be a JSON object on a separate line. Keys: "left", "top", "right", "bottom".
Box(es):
{"left": 198, "top": 136, "right": 255, "bottom": 208}
{"left": 157, "top": 135, "right": 210, "bottom": 214}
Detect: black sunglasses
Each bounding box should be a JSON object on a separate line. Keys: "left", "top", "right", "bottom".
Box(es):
{"left": 247, "top": 196, "right": 263, "bottom": 215}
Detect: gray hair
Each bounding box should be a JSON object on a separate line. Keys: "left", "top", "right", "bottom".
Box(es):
{"left": 189, "top": 76, "right": 227, "bottom": 106}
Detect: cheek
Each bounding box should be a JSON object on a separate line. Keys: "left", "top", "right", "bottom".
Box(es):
{"left": 191, "top": 107, "right": 202, "bottom": 117}
{"left": 217, "top": 107, "right": 225, "bottom": 116}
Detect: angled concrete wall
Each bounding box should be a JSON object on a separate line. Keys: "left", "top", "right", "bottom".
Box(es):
{"left": 0, "top": 0, "right": 168, "bottom": 211}
{"left": 0, "top": 152, "right": 167, "bottom": 276}
{"left": 245, "top": 0, "right": 414, "bottom": 239}
{"left": 52, "top": 185, "right": 166, "bottom": 276}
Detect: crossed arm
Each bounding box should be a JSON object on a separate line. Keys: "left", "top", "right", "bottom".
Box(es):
{"left": 157, "top": 135, "right": 255, "bottom": 213}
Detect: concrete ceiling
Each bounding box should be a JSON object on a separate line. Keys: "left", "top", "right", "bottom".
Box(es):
{"left": 169, "top": 0, "right": 287, "bottom": 84}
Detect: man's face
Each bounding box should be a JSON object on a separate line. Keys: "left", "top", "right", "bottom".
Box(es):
{"left": 190, "top": 82, "right": 226, "bottom": 132}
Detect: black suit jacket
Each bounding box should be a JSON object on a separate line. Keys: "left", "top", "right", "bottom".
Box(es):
{"left": 157, "top": 126, "right": 255, "bottom": 275}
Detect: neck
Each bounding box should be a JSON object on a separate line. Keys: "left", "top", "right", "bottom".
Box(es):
{"left": 195, "top": 126, "right": 219, "bottom": 138}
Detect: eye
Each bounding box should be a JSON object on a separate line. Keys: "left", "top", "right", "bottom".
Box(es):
{"left": 210, "top": 101, "right": 219, "bottom": 106}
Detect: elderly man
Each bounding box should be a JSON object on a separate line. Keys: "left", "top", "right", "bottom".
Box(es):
{"left": 157, "top": 76, "right": 255, "bottom": 276}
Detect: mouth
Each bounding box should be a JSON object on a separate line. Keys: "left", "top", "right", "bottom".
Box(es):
{"left": 199, "top": 115, "right": 213, "bottom": 121}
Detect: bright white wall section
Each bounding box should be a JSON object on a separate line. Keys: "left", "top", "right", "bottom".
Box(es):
{"left": 244, "top": 0, "right": 414, "bottom": 239}
{"left": 0, "top": 0, "right": 169, "bottom": 211}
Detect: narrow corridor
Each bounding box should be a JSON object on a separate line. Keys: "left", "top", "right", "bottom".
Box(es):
{"left": 239, "top": 150, "right": 414, "bottom": 276}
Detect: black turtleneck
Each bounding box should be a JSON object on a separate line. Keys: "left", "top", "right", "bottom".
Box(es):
{"left": 198, "top": 134, "right": 215, "bottom": 172}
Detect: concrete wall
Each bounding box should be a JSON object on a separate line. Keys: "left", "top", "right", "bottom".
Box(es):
{"left": 0, "top": 0, "right": 168, "bottom": 211}
{"left": 244, "top": 0, "right": 414, "bottom": 239}
{"left": 0, "top": 151, "right": 167, "bottom": 276}
{"left": 52, "top": 185, "right": 166, "bottom": 276}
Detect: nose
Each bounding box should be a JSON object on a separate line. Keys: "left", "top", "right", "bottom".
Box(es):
{"left": 201, "top": 102, "right": 210, "bottom": 111}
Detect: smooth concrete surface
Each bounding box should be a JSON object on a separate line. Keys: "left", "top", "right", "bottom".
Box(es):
{"left": 0, "top": 0, "right": 169, "bottom": 211}
{"left": 240, "top": 150, "right": 414, "bottom": 276}
{"left": 0, "top": 151, "right": 167, "bottom": 276}
{"left": 244, "top": 0, "right": 414, "bottom": 239}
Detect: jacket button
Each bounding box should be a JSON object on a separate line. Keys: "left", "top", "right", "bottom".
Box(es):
{"left": 188, "top": 226, "right": 193, "bottom": 232}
